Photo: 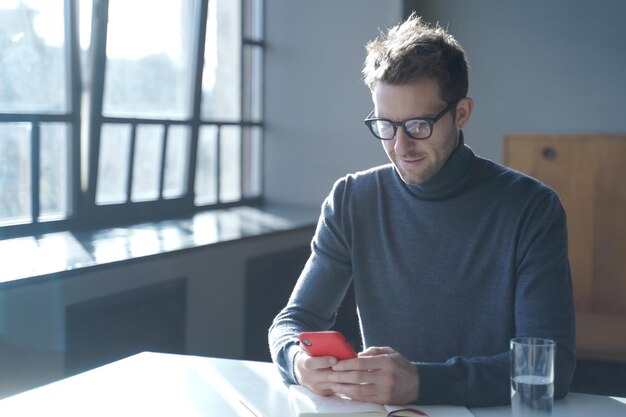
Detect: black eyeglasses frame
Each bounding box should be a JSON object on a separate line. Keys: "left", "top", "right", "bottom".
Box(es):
{"left": 364, "top": 98, "right": 461, "bottom": 141}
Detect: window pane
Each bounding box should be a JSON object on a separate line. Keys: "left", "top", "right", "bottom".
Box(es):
{"left": 243, "top": 0, "right": 263, "bottom": 41}
{"left": 131, "top": 125, "right": 164, "bottom": 202}
{"left": 40, "top": 122, "right": 70, "bottom": 220}
{"left": 78, "top": 0, "right": 93, "bottom": 77}
{"left": 163, "top": 125, "right": 190, "bottom": 199}
{"left": 0, "top": 0, "right": 67, "bottom": 113}
{"left": 242, "top": 127, "right": 262, "bottom": 198}
{"left": 195, "top": 126, "right": 218, "bottom": 205}
{"left": 0, "top": 123, "right": 31, "bottom": 224}
{"left": 220, "top": 126, "right": 241, "bottom": 203}
{"left": 78, "top": 0, "right": 92, "bottom": 51}
{"left": 243, "top": 45, "right": 263, "bottom": 121}
{"left": 201, "top": 0, "right": 241, "bottom": 121}
{"left": 96, "top": 124, "right": 131, "bottom": 205}
{"left": 103, "top": 0, "right": 195, "bottom": 118}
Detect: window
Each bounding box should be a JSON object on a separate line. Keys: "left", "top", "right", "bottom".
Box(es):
{"left": 0, "top": 0, "right": 264, "bottom": 238}
{"left": 0, "top": 0, "right": 79, "bottom": 236}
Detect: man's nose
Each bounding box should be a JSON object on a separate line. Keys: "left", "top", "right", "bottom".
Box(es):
{"left": 394, "top": 128, "right": 416, "bottom": 155}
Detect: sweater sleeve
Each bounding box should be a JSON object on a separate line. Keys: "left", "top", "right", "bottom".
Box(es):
{"left": 268, "top": 178, "right": 354, "bottom": 384}
{"left": 415, "top": 191, "right": 576, "bottom": 407}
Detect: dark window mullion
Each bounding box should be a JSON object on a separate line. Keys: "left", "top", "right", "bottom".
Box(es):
{"left": 257, "top": 0, "right": 265, "bottom": 200}
{"left": 66, "top": 0, "right": 82, "bottom": 222}
{"left": 0, "top": 114, "right": 71, "bottom": 123}
{"left": 125, "top": 123, "right": 137, "bottom": 203}
{"left": 239, "top": 128, "right": 245, "bottom": 200}
{"left": 216, "top": 125, "right": 222, "bottom": 202}
{"left": 158, "top": 123, "right": 169, "bottom": 200}
{"left": 86, "top": 0, "right": 110, "bottom": 211}
{"left": 241, "top": 0, "right": 264, "bottom": 200}
{"left": 241, "top": 128, "right": 248, "bottom": 198}
{"left": 31, "top": 121, "right": 41, "bottom": 223}
{"left": 240, "top": 0, "right": 246, "bottom": 199}
{"left": 186, "top": 0, "right": 210, "bottom": 205}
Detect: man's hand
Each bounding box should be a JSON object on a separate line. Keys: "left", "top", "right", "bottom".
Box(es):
{"left": 294, "top": 350, "right": 339, "bottom": 396}
{"left": 327, "top": 346, "right": 420, "bottom": 405}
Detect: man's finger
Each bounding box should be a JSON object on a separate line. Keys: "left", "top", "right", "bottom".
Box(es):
{"left": 327, "top": 369, "right": 377, "bottom": 385}
{"left": 331, "top": 382, "right": 378, "bottom": 402}
{"left": 331, "top": 354, "right": 393, "bottom": 372}
{"left": 359, "top": 346, "right": 396, "bottom": 357}
{"left": 304, "top": 355, "right": 338, "bottom": 370}
{"left": 308, "top": 382, "right": 335, "bottom": 397}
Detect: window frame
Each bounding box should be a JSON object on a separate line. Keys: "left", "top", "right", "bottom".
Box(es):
{"left": 0, "top": 0, "right": 265, "bottom": 238}
{"left": 0, "top": 0, "right": 82, "bottom": 238}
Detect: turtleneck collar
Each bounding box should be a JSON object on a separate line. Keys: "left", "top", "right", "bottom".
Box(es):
{"left": 402, "top": 131, "right": 476, "bottom": 201}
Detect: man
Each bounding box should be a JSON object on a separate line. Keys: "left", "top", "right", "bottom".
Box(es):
{"left": 268, "top": 14, "right": 575, "bottom": 407}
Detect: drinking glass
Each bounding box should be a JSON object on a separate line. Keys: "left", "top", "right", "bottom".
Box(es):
{"left": 510, "top": 337, "right": 555, "bottom": 416}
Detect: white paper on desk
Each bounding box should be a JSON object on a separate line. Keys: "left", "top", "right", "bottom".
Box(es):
{"left": 387, "top": 404, "right": 474, "bottom": 417}
{"left": 289, "top": 385, "right": 473, "bottom": 417}
{"left": 289, "top": 385, "right": 384, "bottom": 415}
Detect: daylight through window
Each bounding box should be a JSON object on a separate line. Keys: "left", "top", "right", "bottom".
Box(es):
{"left": 0, "top": 0, "right": 264, "bottom": 238}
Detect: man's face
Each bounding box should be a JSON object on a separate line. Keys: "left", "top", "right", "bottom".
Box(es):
{"left": 372, "top": 79, "right": 465, "bottom": 185}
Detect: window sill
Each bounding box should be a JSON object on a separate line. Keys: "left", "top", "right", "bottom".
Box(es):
{"left": 0, "top": 204, "right": 319, "bottom": 288}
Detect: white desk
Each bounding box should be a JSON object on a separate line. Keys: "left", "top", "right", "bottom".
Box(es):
{"left": 0, "top": 352, "right": 623, "bottom": 417}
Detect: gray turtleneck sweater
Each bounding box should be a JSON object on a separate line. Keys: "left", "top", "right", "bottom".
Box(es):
{"left": 268, "top": 135, "right": 576, "bottom": 407}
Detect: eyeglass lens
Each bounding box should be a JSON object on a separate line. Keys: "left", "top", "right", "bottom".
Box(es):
{"left": 371, "top": 119, "right": 431, "bottom": 140}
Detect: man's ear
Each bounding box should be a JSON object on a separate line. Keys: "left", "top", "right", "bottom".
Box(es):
{"left": 455, "top": 97, "right": 473, "bottom": 129}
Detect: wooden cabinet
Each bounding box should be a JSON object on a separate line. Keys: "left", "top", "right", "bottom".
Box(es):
{"left": 503, "top": 134, "right": 626, "bottom": 363}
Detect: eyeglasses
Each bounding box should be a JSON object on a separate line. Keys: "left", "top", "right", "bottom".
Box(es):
{"left": 364, "top": 99, "right": 460, "bottom": 140}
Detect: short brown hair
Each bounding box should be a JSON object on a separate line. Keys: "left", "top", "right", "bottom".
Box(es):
{"left": 362, "top": 13, "right": 469, "bottom": 103}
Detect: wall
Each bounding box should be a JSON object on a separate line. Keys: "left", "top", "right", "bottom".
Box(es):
{"left": 414, "top": 0, "right": 626, "bottom": 162}
{"left": 264, "top": 0, "right": 626, "bottom": 205}
{"left": 264, "top": 0, "right": 402, "bottom": 207}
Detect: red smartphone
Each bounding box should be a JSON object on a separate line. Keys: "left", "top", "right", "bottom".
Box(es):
{"left": 298, "top": 331, "right": 357, "bottom": 360}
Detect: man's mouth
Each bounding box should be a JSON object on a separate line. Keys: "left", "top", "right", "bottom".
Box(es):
{"left": 400, "top": 156, "right": 426, "bottom": 164}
